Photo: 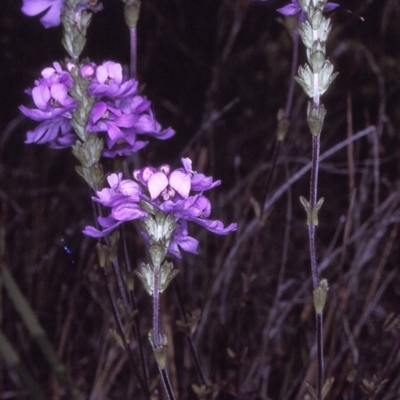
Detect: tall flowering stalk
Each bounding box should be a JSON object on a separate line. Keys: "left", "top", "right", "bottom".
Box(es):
{"left": 19, "top": 0, "right": 177, "bottom": 397}
{"left": 293, "top": 0, "right": 337, "bottom": 398}
{"left": 84, "top": 158, "right": 237, "bottom": 398}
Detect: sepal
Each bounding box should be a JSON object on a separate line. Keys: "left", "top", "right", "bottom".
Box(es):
{"left": 307, "top": 101, "right": 326, "bottom": 136}
{"left": 295, "top": 64, "right": 314, "bottom": 98}
{"left": 148, "top": 329, "right": 168, "bottom": 369}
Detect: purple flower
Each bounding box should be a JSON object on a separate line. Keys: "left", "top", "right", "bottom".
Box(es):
{"left": 88, "top": 62, "right": 138, "bottom": 98}
{"left": 83, "top": 173, "right": 147, "bottom": 237}
{"left": 277, "top": 0, "right": 339, "bottom": 21}
{"left": 21, "top": 62, "right": 76, "bottom": 118}
{"left": 22, "top": 0, "right": 65, "bottom": 28}
{"left": 83, "top": 158, "right": 237, "bottom": 257}
{"left": 134, "top": 158, "right": 221, "bottom": 202}
{"left": 85, "top": 61, "right": 175, "bottom": 156}
{"left": 94, "top": 173, "right": 143, "bottom": 206}
{"left": 133, "top": 158, "right": 236, "bottom": 235}
{"left": 20, "top": 62, "right": 78, "bottom": 148}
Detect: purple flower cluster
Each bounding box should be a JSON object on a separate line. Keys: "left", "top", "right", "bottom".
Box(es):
{"left": 83, "top": 158, "right": 237, "bottom": 258}
{"left": 20, "top": 61, "right": 175, "bottom": 156}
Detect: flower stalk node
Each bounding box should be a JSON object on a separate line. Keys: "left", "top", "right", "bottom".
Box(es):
{"left": 313, "top": 278, "right": 329, "bottom": 314}
{"left": 148, "top": 329, "right": 168, "bottom": 369}
{"left": 135, "top": 262, "right": 179, "bottom": 295}
{"left": 300, "top": 196, "right": 324, "bottom": 226}
{"left": 307, "top": 101, "right": 326, "bottom": 136}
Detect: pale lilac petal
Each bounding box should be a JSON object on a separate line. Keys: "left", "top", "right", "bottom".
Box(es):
{"left": 50, "top": 83, "right": 69, "bottom": 105}
{"left": 22, "top": 0, "right": 54, "bottom": 15}
{"left": 169, "top": 170, "right": 191, "bottom": 198}
{"left": 107, "top": 173, "right": 122, "bottom": 188}
{"left": 32, "top": 85, "right": 50, "bottom": 109}
{"left": 21, "top": 0, "right": 64, "bottom": 28}
{"left": 105, "top": 62, "right": 123, "bottom": 84}
{"left": 134, "top": 167, "right": 156, "bottom": 185}
{"left": 181, "top": 158, "right": 193, "bottom": 173}
{"left": 96, "top": 65, "right": 108, "bottom": 84}
{"left": 148, "top": 172, "right": 169, "bottom": 200}
{"left": 39, "top": 0, "right": 63, "bottom": 27}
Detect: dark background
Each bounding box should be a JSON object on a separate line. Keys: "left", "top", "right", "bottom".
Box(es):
{"left": 1, "top": 0, "right": 400, "bottom": 399}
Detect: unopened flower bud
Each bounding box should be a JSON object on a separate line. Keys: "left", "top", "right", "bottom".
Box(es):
{"left": 80, "top": 63, "right": 95, "bottom": 78}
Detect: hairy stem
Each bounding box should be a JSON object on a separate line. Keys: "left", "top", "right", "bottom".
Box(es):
{"left": 152, "top": 267, "right": 176, "bottom": 400}
{"left": 130, "top": 27, "right": 137, "bottom": 79}
{"left": 308, "top": 133, "right": 323, "bottom": 399}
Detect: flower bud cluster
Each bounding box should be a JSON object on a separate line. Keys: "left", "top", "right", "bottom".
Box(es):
{"left": 294, "top": 0, "right": 338, "bottom": 135}
{"left": 20, "top": 61, "right": 175, "bottom": 157}
{"left": 83, "top": 158, "right": 237, "bottom": 258}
